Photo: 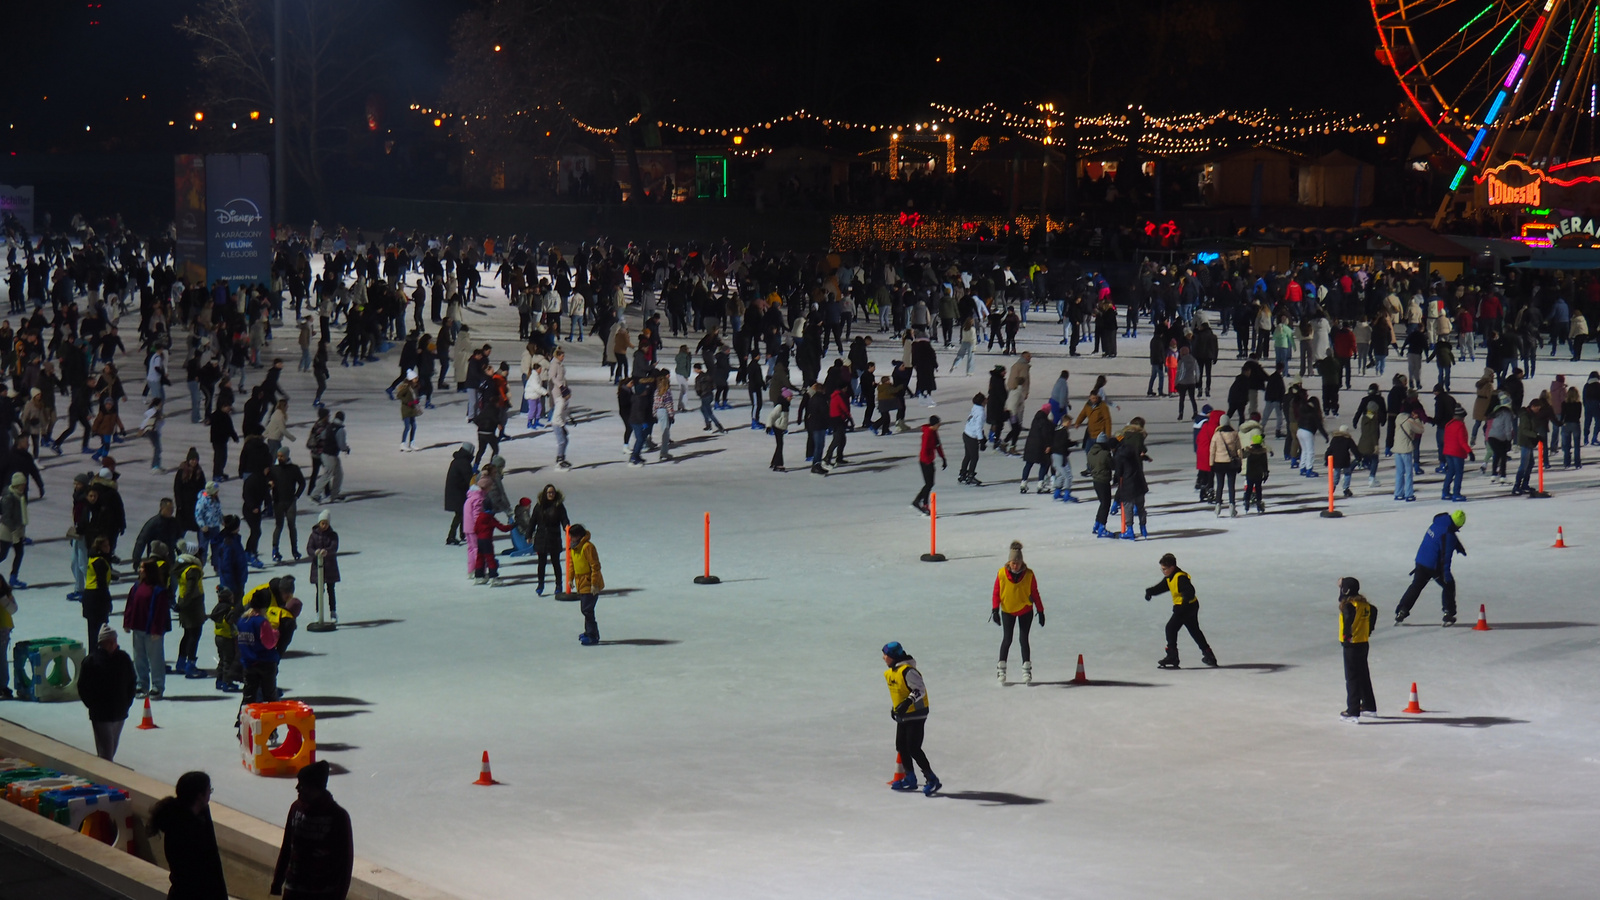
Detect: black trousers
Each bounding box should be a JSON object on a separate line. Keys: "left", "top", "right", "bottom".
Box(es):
{"left": 825, "top": 427, "right": 848, "bottom": 464}
{"left": 913, "top": 461, "right": 936, "bottom": 507}
{"left": 999, "top": 610, "right": 1034, "bottom": 662}
{"left": 1342, "top": 642, "right": 1376, "bottom": 715}
{"left": 1094, "top": 481, "right": 1112, "bottom": 525}
{"left": 1164, "top": 602, "right": 1212, "bottom": 661}
{"left": 960, "top": 434, "right": 980, "bottom": 480}
{"left": 535, "top": 550, "right": 560, "bottom": 592}
{"left": 240, "top": 661, "right": 279, "bottom": 706}
{"left": 894, "top": 717, "right": 933, "bottom": 779}
{"left": 447, "top": 511, "right": 463, "bottom": 542}
{"left": 578, "top": 593, "right": 599, "bottom": 641}
{"left": 244, "top": 511, "right": 263, "bottom": 555}
{"left": 771, "top": 430, "right": 785, "bottom": 469}
{"left": 1395, "top": 565, "right": 1456, "bottom": 619}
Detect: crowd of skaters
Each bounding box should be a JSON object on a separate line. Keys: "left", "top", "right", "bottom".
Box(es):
{"left": 0, "top": 214, "right": 1590, "bottom": 883}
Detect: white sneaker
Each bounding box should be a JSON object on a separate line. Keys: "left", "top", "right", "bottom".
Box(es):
{"left": 399, "top": 442, "right": 409, "bottom": 452}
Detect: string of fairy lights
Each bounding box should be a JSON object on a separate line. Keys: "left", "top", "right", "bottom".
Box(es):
{"left": 409, "top": 100, "right": 1395, "bottom": 157}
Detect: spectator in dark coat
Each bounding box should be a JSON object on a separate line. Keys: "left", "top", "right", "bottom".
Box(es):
{"left": 271, "top": 761, "right": 353, "bottom": 900}
{"left": 148, "top": 771, "right": 230, "bottom": 900}
{"left": 77, "top": 624, "right": 136, "bottom": 760}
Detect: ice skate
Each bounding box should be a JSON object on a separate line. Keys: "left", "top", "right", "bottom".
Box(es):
{"left": 1019, "top": 481, "right": 1029, "bottom": 494}
{"left": 1442, "top": 614, "right": 1457, "bottom": 627}
{"left": 1157, "top": 649, "right": 1180, "bottom": 669}
{"left": 922, "top": 777, "right": 942, "bottom": 796}
{"left": 996, "top": 661, "right": 1007, "bottom": 684}
{"left": 890, "top": 775, "right": 920, "bottom": 792}
{"left": 1022, "top": 661, "right": 1033, "bottom": 684}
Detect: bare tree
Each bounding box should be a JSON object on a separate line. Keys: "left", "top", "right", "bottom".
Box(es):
{"left": 443, "top": 0, "right": 696, "bottom": 203}
{"left": 178, "top": 0, "right": 384, "bottom": 215}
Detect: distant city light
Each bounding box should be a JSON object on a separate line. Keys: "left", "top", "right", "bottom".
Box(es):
{"left": 194, "top": 111, "right": 204, "bottom": 122}
{"left": 250, "top": 110, "right": 260, "bottom": 120}
{"left": 493, "top": 44, "right": 502, "bottom": 52}
{"left": 433, "top": 118, "right": 443, "bottom": 127}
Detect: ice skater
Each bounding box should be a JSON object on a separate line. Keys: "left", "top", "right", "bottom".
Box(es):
{"left": 570, "top": 525, "right": 604, "bottom": 645}
{"left": 1394, "top": 510, "right": 1465, "bottom": 626}
{"left": 991, "top": 541, "right": 1044, "bottom": 684}
{"left": 1338, "top": 576, "right": 1377, "bottom": 722}
{"left": 882, "top": 642, "right": 940, "bottom": 796}
{"left": 911, "top": 416, "right": 947, "bottom": 515}
{"left": 1143, "top": 552, "right": 1217, "bottom": 668}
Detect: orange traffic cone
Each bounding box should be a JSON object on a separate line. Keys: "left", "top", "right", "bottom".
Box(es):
{"left": 135, "top": 697, "right": 158, "bottom": 730}
{"left": 472, "top": 750, "right": 498, "bottom": 786}
{"left": 1401, "top": 683, "right": 1424, "bottom": 714}
{"left": 1553, "top": 526, "right": 1568, "bottom": 548}
{"left": 1473, "top": 604, "right": 1491, "bottom": 631}
{"left": 887, "top": 754, "right": 905, "bottom": 786}
{"left": 1072, "top": 654, "right": 1089, "bottom": 685}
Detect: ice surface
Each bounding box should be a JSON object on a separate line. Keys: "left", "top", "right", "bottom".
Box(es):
{"left": 4, "top": 274, "right": 1599, "bottom": 899}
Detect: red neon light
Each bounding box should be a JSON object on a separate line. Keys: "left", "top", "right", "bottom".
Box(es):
{"left": 1473, "top": 159, "right": 1600, "bottom": 187}
{"left": 1523, "top": 15, "right": 1547, "bottom": 51}
{"left": 1549, "top": 155, "right": 1600, "bottom": 172}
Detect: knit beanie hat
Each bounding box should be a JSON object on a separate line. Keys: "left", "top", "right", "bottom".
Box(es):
{"left": 882, "top": 641, "right": 909, "bottom": 661}
{"left": 97, "top": 624, "right": 116, "bottom": 643}
{"left": 1007, "top": 541, "right": 1024, "bottom": 566}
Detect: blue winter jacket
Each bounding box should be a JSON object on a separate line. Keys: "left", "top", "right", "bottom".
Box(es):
{"left": 1415, "top": 512, "right": 1465, "bottom": 575}
{"left": 216, "top": 535, "right": 248, "bottom": 595}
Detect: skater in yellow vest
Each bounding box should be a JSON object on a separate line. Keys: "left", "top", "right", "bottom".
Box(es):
{"left": 882, "top": 642, "right": 939, "bottom": 796}
{"left": 1143, "top": 552, "right": 1217, "bottom": 668}
{"left": 990, "top": 540, "right": 1045, "bottom": 684}
{"left": 1338, "top": 576, "right": 1377, "bottom": 722}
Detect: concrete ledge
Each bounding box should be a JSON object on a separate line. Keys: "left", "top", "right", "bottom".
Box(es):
{"left": 0, "top": 799, "right": 171, "bottom": 900}
{"left": 0, "top": 718, "right": 461, "bottom": 900}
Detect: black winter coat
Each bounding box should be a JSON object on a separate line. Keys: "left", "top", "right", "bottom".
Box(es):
{"left": 150, "top": 805, "right": 229, "bottom": 900}
{"left": 532, "top": 494, "right": 570, "bottom": 553}
{"left": 444, "top": 448, "right": 474, "bottom": 512}
{"left": 1022, "top": 410, "right": 1054, "bottom": 464}
{"left": 78, "top": 646, "right": 136, "bottom": 722}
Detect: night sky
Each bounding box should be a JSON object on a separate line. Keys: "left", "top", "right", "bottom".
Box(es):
{"left": 3, "top": 0, "right": 1398, "bottom": 153}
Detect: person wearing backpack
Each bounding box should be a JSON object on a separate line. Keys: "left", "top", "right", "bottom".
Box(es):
{"left": 305, "top": 408, "right": 328, "bottom": 491}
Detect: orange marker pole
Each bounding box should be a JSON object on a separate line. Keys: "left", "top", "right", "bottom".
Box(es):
{"left": 1532, "top": 441, "right": 1550, "bottom": 497}
{"left": 922, "top": 492, "right": 946, "bottom": 562}
{"left": 1321, "top": 454, "right": 1342, "bottom": 518}
{"left": 562, "top": 526, "right": 572, "bottom": 595}
{"left": 694, "top": 511, "right": 721, "bottom": 584}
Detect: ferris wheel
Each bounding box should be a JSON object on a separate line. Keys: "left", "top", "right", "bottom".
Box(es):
{"left": 1374, "top": 0, "right": 1600, "bottom": 192}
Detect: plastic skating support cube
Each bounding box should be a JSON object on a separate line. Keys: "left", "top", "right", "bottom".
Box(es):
{"left": 238, "top": 701, "right": 316, "bottom": 777}
{"left": 0, "top": 758, "right": 37, "bottom": 773}
{"left": 14, "top": 638, "right": 84, "bottom": 702}
{"left": 40, "top": 785, "right": 135, "bottom": 853}
{"left": 0, "top": 768, "right": 60, "bottom": 795}
{"left": 6, "top": 775, "right": 90, "bottom": 811}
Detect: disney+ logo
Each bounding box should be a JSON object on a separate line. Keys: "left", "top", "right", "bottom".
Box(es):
{"left": 213, "top": 198, "right": 264, "bottom": 227}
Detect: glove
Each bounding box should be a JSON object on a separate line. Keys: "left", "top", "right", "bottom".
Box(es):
{"left": 990, "top": 608, "right": 1001, "bottom": 626}
{"left": 1143, "top": 590, "right": 1154, "bottom": 602}
{"left": 1037, "top": 609, "right": 1046, "bottom": 627}
{"left": 941, "top": 460, "right": 948, "bottom": 470}
{"left": 893, "top": 699, "right": 912, "bottom": 716}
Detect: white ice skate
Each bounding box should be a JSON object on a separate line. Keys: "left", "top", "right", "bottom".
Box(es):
{"left": 996, "top": 661, "right": 1007, "bottom": 685}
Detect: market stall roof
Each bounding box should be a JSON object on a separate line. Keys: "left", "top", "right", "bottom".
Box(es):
{"left": 1508, "top": 248, "right": 1600, "bottom": 269}
{"left": 1372, "top": 226, "right": 1472, "bottom": 260}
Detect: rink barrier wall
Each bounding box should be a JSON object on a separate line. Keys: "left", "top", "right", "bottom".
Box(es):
{"left": 0, "top": 718, "right": 463, "bottom": 900}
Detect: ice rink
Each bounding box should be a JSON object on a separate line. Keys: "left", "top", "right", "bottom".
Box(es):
{"left": 5, "top": 273, "right": 1600, "bottom": 899}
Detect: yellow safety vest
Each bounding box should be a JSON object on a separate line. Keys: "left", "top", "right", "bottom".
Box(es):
{"left": 883, "top": 662, "right": 929, "bottom": 715}
{"left": 1166, "top": 569, "right": 1197, "bottom": 606}
{"left": 1339, "top": 596, "right": 1374, "bottom": 643}
{"left": 995, "top": 566, "right": 1037, "bottom": 615}
{"left": 85, "top": 556, "right": 110, "bottom": 591}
